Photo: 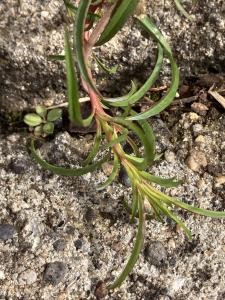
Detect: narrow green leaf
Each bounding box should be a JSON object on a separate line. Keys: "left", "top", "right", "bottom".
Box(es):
{"left": 101, "top": 129, "right": 128, "bottom": 150}
{"left": 140, "top": 171, "right": 183, "bottom": 187}
{"left": 147, "top": 197, "right": 163, "bottom": 222}
{"left": 126, "top": 136, "right": 141, "bottom": 157}
{"left": 96, "top": 0, "right": 140, "bottom": 46}
{"left": 104, "top": 44, "right": 163, "bottom": 107}
{"left": 168, "top": 197, "right": 225, "bottom": 218}
{"left": 104, "top": 80, "right": 137, "bottom": 104}
{"left": 112, "top": 117, "right": 154, "bottom": 169}
{"left": 137, "top": 15, "right": 172, "bottom": 56}
{"left": 31, "top": 140, "right": 108, "bottom": 176}
{"left": 131, "top": 186, "right": 139, "bottom": 222}
{"left": 174, "top": 0, "right": 195, "bottom": 21}
{"left": 125, "top": 154, "right": 144, "bottom": 165}
{"left": 82, "top": 122, "right": 102, "bottom": 166}
{"left": 135, "top": 114, "right": 155, "bottom": 165}
{"left": 74, "top": 0, "right": 101, "bottom": 96}
{"left": 64, "top": 28, "right": 94, "bottom": 126}
{"left": 97, "top": 154, "right": 120, "bottom": 190}
{"left": 63, "top": 0, "right": 101, "bottom": 21}
{"left": 146, "top": 183, "right": 225, "bottom": 219}
{"left": 109, "top": 194, "right": 144, "bottom": 289}
{"left": 47, "top": 55, "right": 65, "bottom": 61}
{"left": 24, "top": 114, "right": 43, "bottom": 127}
{"left": 93, "top": 54, "right": 118, "bottom": 75}
{"left": 47, "top": 108, "right": 62, "bottom": 122}
{"left": 128, "top": 16, "right": 179, "bottom": 120}
{"left": 153, "top": 197, "right": 192, "bottom": 239}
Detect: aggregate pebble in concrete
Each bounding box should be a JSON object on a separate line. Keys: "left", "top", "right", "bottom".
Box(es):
{"left": 0, "top": 0, "right": 225, "bottom": 113}
{"left": 43, "top": 261, "right": 68, "bottom": 285}
{"left": 0, "top": 224, "right": 16, "bottom": 241}
{"left": 0, "top": 107, "right": 224, "bottom": 299}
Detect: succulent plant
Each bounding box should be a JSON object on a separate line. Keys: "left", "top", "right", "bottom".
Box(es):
{"left": 25, "top": 0, "right": 224, "bottom": 289}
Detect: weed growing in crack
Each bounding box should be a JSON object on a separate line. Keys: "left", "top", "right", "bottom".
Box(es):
{"left": 24, "top": 0, "right": 224, "bottom": 289}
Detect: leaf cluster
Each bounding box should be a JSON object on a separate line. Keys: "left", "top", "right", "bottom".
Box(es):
{"left": 24, "top": 106, "right": 62, "bottom": 137}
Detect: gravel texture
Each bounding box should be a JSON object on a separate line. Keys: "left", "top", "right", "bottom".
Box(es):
{"left": 0, "top": 105, "right": 225, "bottom": 299}
{"left": 0, "top": 0, "right": 225, "bottom": 113}
{"left": 0, "top": 1, "right": 225, "bottom": 299}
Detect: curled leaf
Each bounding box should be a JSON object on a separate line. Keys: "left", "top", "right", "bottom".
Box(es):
{"left": 31, "top": 140, "right": 109, "bottom": 176}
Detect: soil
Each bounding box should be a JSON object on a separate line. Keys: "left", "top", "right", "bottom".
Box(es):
{"left": 0, "top": 1, "right": 225, "bottom": 300}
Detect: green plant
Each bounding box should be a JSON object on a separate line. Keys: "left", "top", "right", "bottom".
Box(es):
{"left": 26, "top": 0, "right": 225, "bottom": 290}
{"left": 24, "top": 106, "right": 62, "bottom": 137}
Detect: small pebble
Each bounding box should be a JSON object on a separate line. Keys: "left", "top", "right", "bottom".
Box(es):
{"left": 191, "top": 102, "right": 208, "bottom": 115}
{"left": 0, "top": 271, "right": 5, "bottom": 280}
{"left": 41, "top": 11, "right": 49, "bottom": 18}
{"left": 119, "top": 167, "right": 131, "bottom": 187}
{"left": 168, "top": 239, "right": 176, "bottom": 249}
{"left": 53, "top": 239, "right": 66, "bottom": 252}
{"left": 164, "top": 150, "right": 176, "bottom": 163}
{"left": 186, "top": 150, "right": 207, "bottom": 172}
{"left": 215, "top": 176, "right": 225, "bottom": 186}
{"left": 0, "top": 224, "right": 16, "bottom": 241}
{"left": 43, "top": 261, "right": 68, "bottom": 285}
{"left": 43, "top": 98, "right": 54, "bottom": 107}
{"left": 195, "top": 135, "right": 205, "bottom": 143}
{"left": 101, "top": 162, "right": 114, "bottom": 176}
{"left": 18, "top": 269, "right": 37, "bottom": 285}
{"left": 8, "top": 159, "right": 28, "bottom": 174}
{"left": 74, "top": 239, "right": 82, "bottom": 250}
{"left": 189, "top": 112, "right": 200, "bottom": 122}
{"left": 6, "top": 133, "right": 20, "bottom": 143}
{"left": 94, "top": 281, "right": 108, "bottom": 299}
{"left": 144, "top": 241, "right": 167, "bottom": 266}
{"left": 192, "top": 124, "right": 203, "bottom": 136}
{"left": 84, "top": 207, "right": 96, "bottom": 223}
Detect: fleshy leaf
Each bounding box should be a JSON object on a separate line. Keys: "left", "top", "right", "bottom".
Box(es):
{"left": 64, "top": 28, "right": 94, "bottom": 126}
{"left": 127, "top": 16, "right": 179, "bottom": 120}
{"left": 104, "top": 44, "right": 164, "bottom": 107}
{"left": 140, "top": 171, "right": 183, "bottom": 187}
{"left": 43, "top": 122, "right": 54, "bottom": 135}
{"left": 174, "top": 0, "right": 195, "bottom": 21}
{"left": 112, "top": 117, "right": 154, "bottom": 169}
{"left": 47, "top": 55, "right": 65, "bottom": 61}
{"left": 31, "top": 140, "right": 108, "bottom": 176}
{"left": 36, "top": 105, "right": 47, "bottom": 118}
{"left": 109, "top": 194, "right": 144, "bottom": 289}
{"left": 24, "top": 114, "right": 43, "bottom": 127}
{"left": 97, "top": 154, "right": 120, "bottom": 190}
{"left": 47, "top": 108, "right": 62, "bottom": 122}
{"left": 74, "top": 0, "right": 101, "bottom": 96}
{"left": 96, "top": 0, "right": 140, "bottom": 46}
{"left": 94, "top": 54, "right": 118, "bottom": 75}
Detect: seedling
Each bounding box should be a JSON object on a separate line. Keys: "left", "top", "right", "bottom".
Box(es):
{"left": 24, "top": 106, "right": 62, "bottom": 137}
{"left": 25, "top": 0, "right": 224, "bottom": 290}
